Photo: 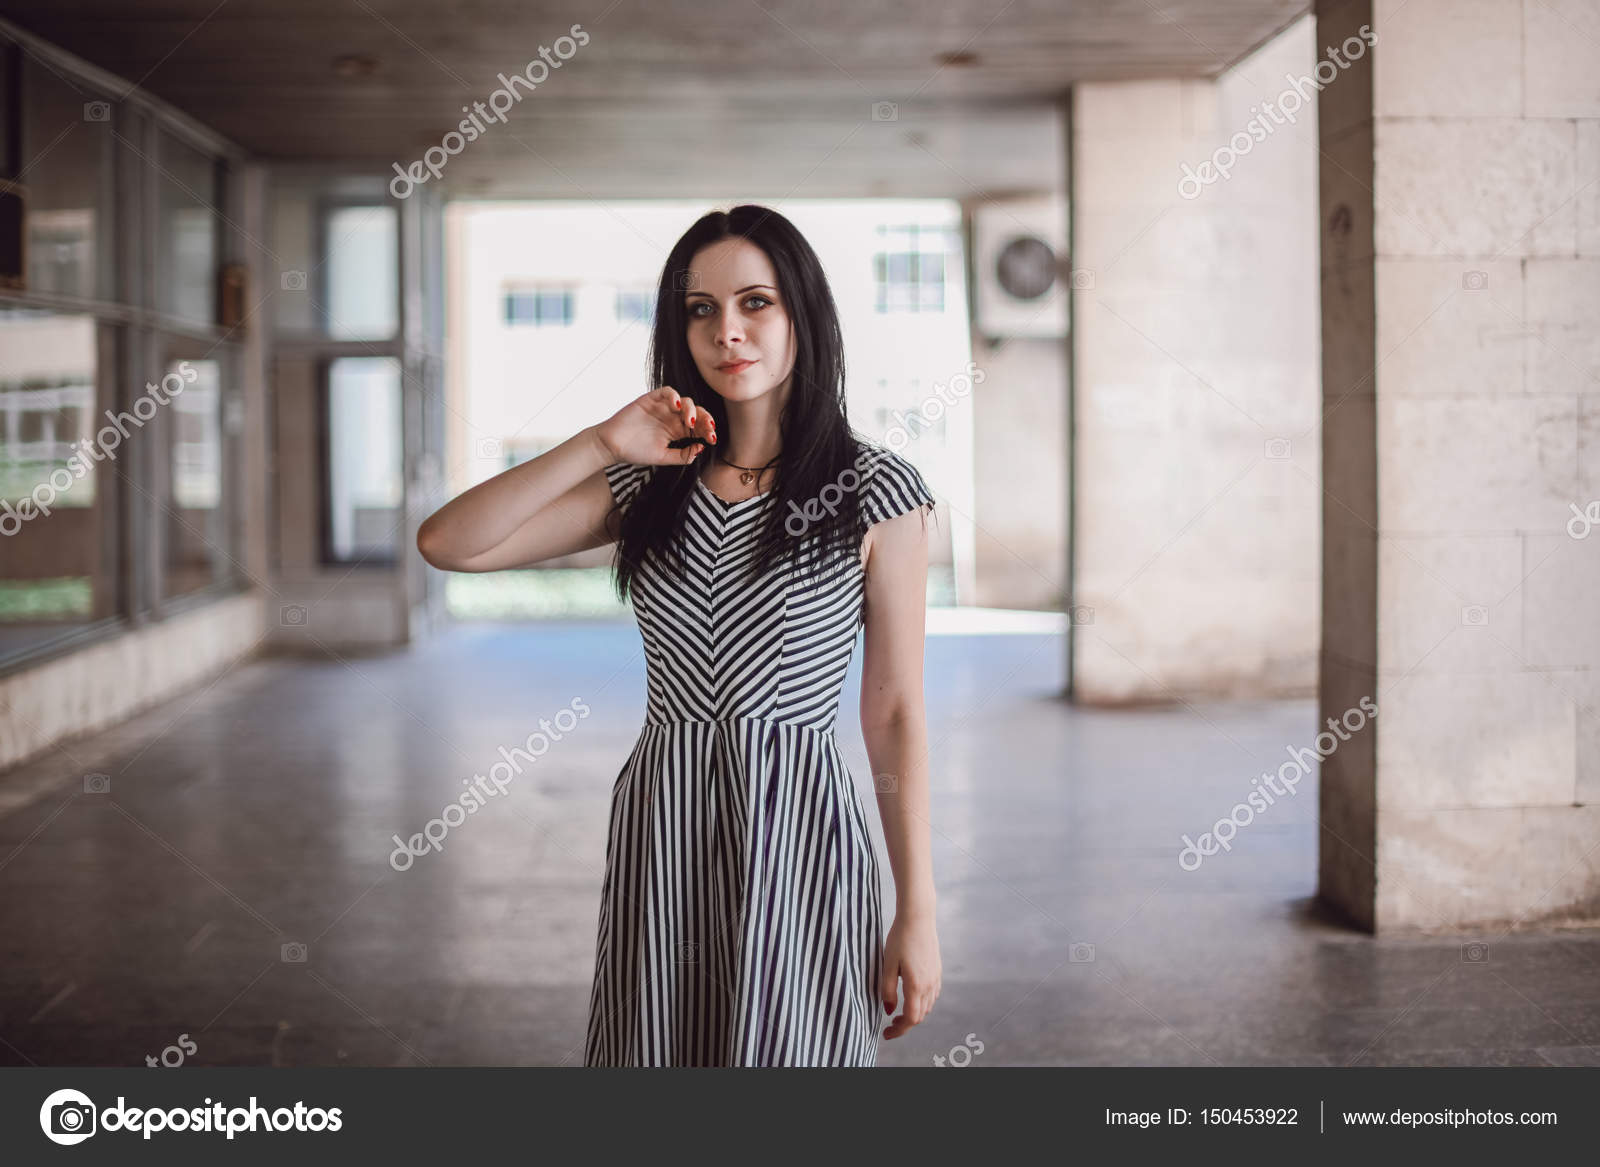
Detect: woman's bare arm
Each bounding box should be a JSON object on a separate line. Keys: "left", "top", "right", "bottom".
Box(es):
{"left": 415, "top": 426, "right": 616, "bottom": 572}
{"left": 859, "top": 506, "right": 942, "bottom": 1038}
{"left": 415, "top": 385, "right": 712, "bottom": 573}
{"left": 416, "top": 427, "right": 618, "bottom": 573}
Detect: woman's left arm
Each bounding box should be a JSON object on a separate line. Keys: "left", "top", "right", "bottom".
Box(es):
{"left": 859, "top": 507, "right": 942, "bottom": 1040}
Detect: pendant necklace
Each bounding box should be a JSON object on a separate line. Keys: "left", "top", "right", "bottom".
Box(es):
{"left": 718, "top": 451, "right": 781, "bottom": 487}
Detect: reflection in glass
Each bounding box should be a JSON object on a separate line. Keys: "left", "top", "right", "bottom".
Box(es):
{"left": 170, "top": 360, "right": 220, "bottom": 509}
{"left": 158, "top": 131, "right": 218, "bottom": 324}
{"left": 0, "top": 308, "right": 114, "bottom": 659}
{"left": 23, "top": 57, "right": 111, "bottom": 299}
{"left": 326, "top": 357, "right": 402, "bottom": 561}
{"left": 164, "top": 358, "right": 228, "bottom": 599}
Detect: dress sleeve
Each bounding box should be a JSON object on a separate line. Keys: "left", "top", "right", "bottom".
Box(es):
{"left": 859, "top": 447, "right": 936, "bottom": 529}
{"left": 603, "top": 461, "right": 653, "bottom": 510}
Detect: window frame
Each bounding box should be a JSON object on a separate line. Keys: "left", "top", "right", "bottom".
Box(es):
{"left": 315, "top": 354, "right": 403, "bottom": 569}
{"left": 503, "top": 284, "right": 574, "bottom": 327}
{"left": 0, "top": 27, "right": 248, "bottom": 678}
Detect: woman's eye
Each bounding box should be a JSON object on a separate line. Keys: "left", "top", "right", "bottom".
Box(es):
{"left": 687, "top": 296, "right": 771, "bottom": 318}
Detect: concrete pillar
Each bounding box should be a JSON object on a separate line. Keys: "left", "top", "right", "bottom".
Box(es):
{"left": 1316, "top": 0, "right": 1600, "bottom": 931}
{"left": 1070, "top": 21, "right": 1322, "bottom": 702}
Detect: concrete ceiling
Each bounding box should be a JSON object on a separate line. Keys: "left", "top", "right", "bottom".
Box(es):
{"left": 0, "top": 0, "right": 1308, "bottom": 199}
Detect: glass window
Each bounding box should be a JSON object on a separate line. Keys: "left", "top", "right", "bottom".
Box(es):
{"left": 157, "top": 130, "right": 220, "bottom": 324}
{"left": 171, "top": 361, "right": 221, "bottom": 508}
{"left": 21, "top": 54, "right": 113, "bottom": 300}
{"left": 324, "top": 356, "right": 402, "bottom": 563}
{"left": 269, "top": 176, "right": 397, "bottom": 340}
{"left": 874, "top": 224, "right": 953, "bottom": 314}
{"left": 504, "top": 287, "right": 573, "bottom": 326}
{"left": 0, "top": 308, "right": 117, "bottom": 662}
{"left": 324, "top": 204, "right": 397, "bottom": 340}
{"left": 162, "top": 357, "right": 228, "bottom": 599}
{"left": 615, "top": 289, "right": 653, "bottom": 324}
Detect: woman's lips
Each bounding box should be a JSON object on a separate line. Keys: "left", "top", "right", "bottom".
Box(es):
{"left": 717, "top": 360, "right": 756, "bottom": 373}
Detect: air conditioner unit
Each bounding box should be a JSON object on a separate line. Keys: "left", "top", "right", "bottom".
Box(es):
{"left": 971, "top": 195, "right": 1068, "bottom": 339}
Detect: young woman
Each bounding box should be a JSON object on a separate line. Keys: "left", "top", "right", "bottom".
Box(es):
{"left": 417, "top": 204, "right": 941, "bottom": 1067}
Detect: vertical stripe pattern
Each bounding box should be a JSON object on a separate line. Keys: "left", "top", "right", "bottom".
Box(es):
{"left": 584, "top": 445, "right": 936, "bottom": 1067}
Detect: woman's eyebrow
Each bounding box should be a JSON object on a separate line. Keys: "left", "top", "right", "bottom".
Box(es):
{"left": 684, "top": 284, "right": 777, "bottom": 299}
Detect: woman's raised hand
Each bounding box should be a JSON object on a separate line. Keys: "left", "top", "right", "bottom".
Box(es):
{"left": 594, "top": 385, "right": 716, "bottom": 467}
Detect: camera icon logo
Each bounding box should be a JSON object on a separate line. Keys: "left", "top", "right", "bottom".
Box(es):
{"left": 874, "top": 772, "right": 899, "bottom": 793}
{"left": 40, "top": 1089, "right": 97, "bottom": 1145}
{"left": 280, "top": 604, "right": 307, "bottom": 626}
{"left": 1069, "top": 605, "right": 1095, "bottom": 627}
{"left": 1461, "top": 270, "right": 1488, "bottom": 291}
{"left": 83, "top": 773, "right": 111, "bottom": 794}
{"left": 675, "top": 941, "right": 699, "bottom": 963}
{"left": 1461, "top": 605, "right": 1488, "bottom": 627}
{"left": 282, "top": 270, "right": 308, "bottom": 291}
{"left": 674, "top": 270, "right": 700, "bottom": 291}
{"left": 1068, "top": 268, "right": 1096, "bottom": 291}
{"left": 1264, "top": 437, "right": 1292, "bottom": 460}
{"left": 281, "top": 941, "right": 308, "bottom": 962}
{"left": 476, "top": 437, "right": 503, "bottom": 460}
{"left": 871, "top": 101, "right": 898, "bottom": 122}
{"left": 1460, "top": 941, "right": 1490, "bottom": 963}
{"left": 83, "top": 101, "right": 110, "bottom": 122}
{"left": 1069, "top": 942, "right": 1096, "bottom": 963}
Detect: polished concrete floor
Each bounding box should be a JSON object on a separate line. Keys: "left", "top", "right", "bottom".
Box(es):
{"left": 2, "top": 621, "right": 1597, "bottom": 1067}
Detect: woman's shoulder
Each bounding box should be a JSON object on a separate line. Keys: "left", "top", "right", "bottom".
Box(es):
{"left": 603, "top": 461, "right": 655, "bottom": 508}
{"left": 852, "top": 442, "right": 936, "bottom": 528}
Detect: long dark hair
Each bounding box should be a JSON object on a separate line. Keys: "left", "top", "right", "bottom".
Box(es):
{"left": 611, "top": 204, "right": 870, "bottom": 603}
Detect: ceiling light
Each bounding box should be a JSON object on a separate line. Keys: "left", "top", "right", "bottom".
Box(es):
{"left": 332, "top": 54, "right": 379, "bottom": 79}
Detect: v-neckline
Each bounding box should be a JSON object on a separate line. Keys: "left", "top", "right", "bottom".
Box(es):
{"left": 695, "top": 477, "right": 772, "bottom": 508}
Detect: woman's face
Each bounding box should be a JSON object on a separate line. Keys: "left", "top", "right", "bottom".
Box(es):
{"left": 682, "top": 236, "right": 796, "bottom": 404}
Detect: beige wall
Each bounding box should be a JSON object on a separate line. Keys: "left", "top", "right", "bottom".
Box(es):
{"left": 1070, "top": 19, "right": 1324, "bottom": 703}
{"left": 0, "top": 592, "right": 266, "bottom": 774}
{"left": 1318, "top": 0, "right": 1600, "bottom": 932}
{"left": 969, "top": 332, "right": 1069, "bottom": 610}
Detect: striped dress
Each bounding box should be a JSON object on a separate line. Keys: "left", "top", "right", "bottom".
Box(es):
{"left": 583, "top": 444, "right": 936, "bottom": 1067}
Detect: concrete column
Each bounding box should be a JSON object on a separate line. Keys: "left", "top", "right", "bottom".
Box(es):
{"left": 1316, "top": 0, "right": 1600, "bottom": 931}
{"left": 1070, "top": 20, "right": 1322, "bottom": 702}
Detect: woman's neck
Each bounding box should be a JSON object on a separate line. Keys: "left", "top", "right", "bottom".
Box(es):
{"left": 714, "top": 391, "right": 785, "bottom": 468}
